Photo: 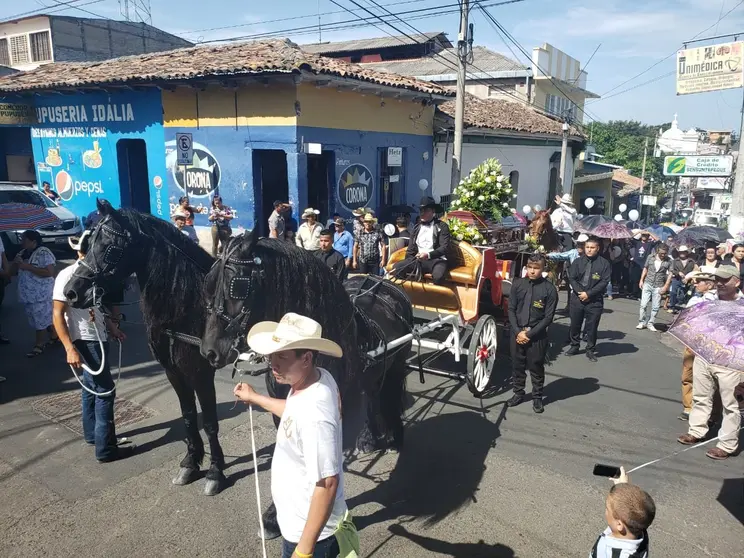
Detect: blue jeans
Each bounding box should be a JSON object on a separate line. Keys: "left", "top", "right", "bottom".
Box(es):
{"left": 638, "top": 283, "right": 662, "bottom": 325}
{"left": 281, "top": 536, "right": 339, "bottom": 558}
{"left": 669, "top": 278, "right": 684, "bottom": 308}
{"left": 76, "top": 340, "right": 117, "bottom": 461}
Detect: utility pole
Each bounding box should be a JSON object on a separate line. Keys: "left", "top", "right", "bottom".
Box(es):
{"left": 559, "top": 121, "right": 569, "bottom": 194}
{"left": 640, "top": 137, "right": 649, "bottom": 220}
{"left": 729, "top": 92, "right": 744, "bottom": 237}
{"left": 449, "top": 0, "right": 470, "bottom": 192}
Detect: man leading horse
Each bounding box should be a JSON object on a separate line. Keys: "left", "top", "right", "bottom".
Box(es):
{"left": 550, "top": 194, "right": 577, "bottom": 252}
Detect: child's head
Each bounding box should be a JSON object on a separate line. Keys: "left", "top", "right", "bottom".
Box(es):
{"left": 173, "top": 215, "right": 186, "bottom": 230}
{"left": 605, "top": 484, "right": 656, "bottom": 539}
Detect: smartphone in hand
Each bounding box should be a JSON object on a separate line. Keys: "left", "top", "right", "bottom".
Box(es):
{"left": 593, "top": 464, "right": 621, "bottom": 478}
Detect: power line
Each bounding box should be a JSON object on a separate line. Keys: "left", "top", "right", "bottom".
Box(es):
{"left": 592, "top": 72, "right": 675, "bottom": 103}
{"left": 597, "top": 0, "right": 744, "bottom": 99}
{"left": 1, "top": 0, "right": 103, "bottom": 22}
{"left": 573, "top": 43, "right": 600, "bottom": 85}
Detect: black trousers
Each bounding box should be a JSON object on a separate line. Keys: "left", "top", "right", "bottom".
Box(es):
{"left": 393, "top": 256, "right": 448, "bottom": 284}
{"left": 510, "top": 331, "right": 548, "bottom": 397}
{"left": 629, "top": 262, "right": 643, "bottom": 298}
{"left": 358, "top": 258, "right": 380, "bottom": 275}
{"left": 557, "top": 231, "right": 573, "bottom": 252}
{"left": 569, "top": 294, "right": 602, "bottom": 352}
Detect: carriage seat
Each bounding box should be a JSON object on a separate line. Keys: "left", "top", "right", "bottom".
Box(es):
{"left": 386, "top": 241, "right": 482, "bottom": 286}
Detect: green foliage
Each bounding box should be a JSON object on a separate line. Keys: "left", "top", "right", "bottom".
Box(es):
{"left": 449, "top": 158, "right": 517, "bottom": 221}
{"left": 446, "top": 217, "right": 487, "bottom": 245}
{"left": 590, "top": 120, "right": 672, "bottom": 201}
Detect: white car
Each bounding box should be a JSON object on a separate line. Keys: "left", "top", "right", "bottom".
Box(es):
{"left": 0, "top": 183, "right": 84, "bottom": 258}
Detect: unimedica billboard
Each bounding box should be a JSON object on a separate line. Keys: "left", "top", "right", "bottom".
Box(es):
{"left": 677, "top": 42, "right": 744, "bottom": 95}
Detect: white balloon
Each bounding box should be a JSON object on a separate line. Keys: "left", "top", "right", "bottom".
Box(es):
{"left": 619, "top": 204, "right": 627, "bottom": 213}
{"left": 584, "top": 197, "right": 595, "bottom": 209}
{"left": 418, "top": 178, "right": 429, "bottom": 191}
{"left": 534, "top": 204, "right": 542, "bottom": 211}
{"left": 614, "top": 214, "right": 623, "bottom": 221}
{"left": 522, "top": 205, "right": 532, "bottom": 214}
{"left": 383, "top": 223, "right": 396, "bottom": 237}
{"left": 628, "top": 209, "right": 640, "bottom": 221}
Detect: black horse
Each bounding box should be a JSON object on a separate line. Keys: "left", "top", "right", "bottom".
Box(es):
{"left": 201, "top": 230, "right": 414, "bottom": 455}
{"left": 64, "top": 200, "right": 226, "bottom": 496}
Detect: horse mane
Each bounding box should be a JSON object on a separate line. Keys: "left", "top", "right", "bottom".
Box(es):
{"left": 249, "top": 238, "right": 362, "bottom": 395}
{"left": 119, "top": 209, "right": 215, "bottom": 338}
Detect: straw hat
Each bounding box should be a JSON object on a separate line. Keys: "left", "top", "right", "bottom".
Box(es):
{"left": 301, "top": 207, "right": 320, "bottom": 219}
{"left": 560, "top": 193, "right": 574, "bottom": 206}
{"left": 352, "top": 207, "right": 374, "bottom": 217}
{"left": 677, "top": 245, "right": 689, "bottom": 252}
{"left": 577, "top": 233, "right": 589, "bottom": 243}
{"left": 362, "top": 213, "right": 377, "bottom": 224}
{"left": 246, "top": 313, "right": 343, "bottom": 358}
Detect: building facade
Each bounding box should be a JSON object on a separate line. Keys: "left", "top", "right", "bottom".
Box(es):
{"left": 0, "top": 14, "right": 191, "bottom": 72}
{"left": 0, "top": 39, "right": 449, "bottom": 237}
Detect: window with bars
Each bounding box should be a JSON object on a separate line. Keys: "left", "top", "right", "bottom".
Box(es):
{"left": 9, "top": 35, "right": 29, "bottom": 64}
{"left": 30, "top": 31, "right": 51, "bottom": 62}
{"left": 0, "top": 39, "right": 9, "bottom": 66}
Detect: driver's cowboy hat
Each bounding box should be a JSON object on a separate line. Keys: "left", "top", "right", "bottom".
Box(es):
{"left": 559, "top": 193, "right": 574, "bottom": 206}
{"left": 247, "top": 312, "right": 343, "bottom": 358}
{"left": 301, "top": 207, "right": 321, "bottom": 219}
{"left": 352, "top": 207, "right": 374, "bottom": 217}
{"left": 419, "top": 196, "right": 443, "bottom": 212}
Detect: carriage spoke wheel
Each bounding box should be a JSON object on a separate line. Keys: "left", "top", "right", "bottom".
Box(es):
{"left": 466, "top": 315, "right": 498, "bottom": 396}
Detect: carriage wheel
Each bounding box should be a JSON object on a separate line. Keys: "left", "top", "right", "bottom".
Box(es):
{"left": 466, "top": 315, "right": 498, "bottom": 396}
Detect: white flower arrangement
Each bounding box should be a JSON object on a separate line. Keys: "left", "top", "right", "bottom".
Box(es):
{"left": 446, "top": 158, "right": 513, "bottom": 221}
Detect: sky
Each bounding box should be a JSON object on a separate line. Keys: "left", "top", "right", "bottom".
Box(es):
{"left": 6, "top": 0, "right": 744, "bottom": 132}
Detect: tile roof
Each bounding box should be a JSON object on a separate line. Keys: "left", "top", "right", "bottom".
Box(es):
{"left": 437, "top": 94, "right": 585, "bottom": 138}
{"left": 362, "top": 46, "right": 528, "bottom": 77}
{"left": 301, "top": 32, "right": 450, "bottom": 54}
{"left": 613, "top": 169, "right": 647, "bottom": 197}
{"left": 0, "top": 39, "right": 453, "bottom": 97}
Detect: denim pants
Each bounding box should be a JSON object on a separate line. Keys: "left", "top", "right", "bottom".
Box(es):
{"left": 669, "top": 278, "right": 684, "bottom": 308}
{"left": 281, "top": 536, "right": 339, "bottom": 558}
{"left": 76, "top": 340, "right": 117, "bottom": 461}
{"left": 638, "top": 283, "right": 662, "bottom": 325}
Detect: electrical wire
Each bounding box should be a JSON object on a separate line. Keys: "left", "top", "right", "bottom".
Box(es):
{"left": 1, "top": 0, "right": 104, "bottom": 22}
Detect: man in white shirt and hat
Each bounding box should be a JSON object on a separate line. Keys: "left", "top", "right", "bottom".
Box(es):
{"left": 296, "top": 208, "right": 323, "bottom": 251}
{"left": 550, "top": 194, "right": 578, "bottom": 252}
{"left": 233, "top": 313, "right": 357, "bottom": 558}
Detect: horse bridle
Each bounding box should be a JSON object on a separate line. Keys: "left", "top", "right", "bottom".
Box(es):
{"left": 205, "top": 238, "right": 264, "bottom": 350}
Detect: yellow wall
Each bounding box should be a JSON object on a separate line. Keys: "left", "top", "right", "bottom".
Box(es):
{"left": 532, "top": 79, "right": 587, "bottom": 122}
{"left": 296, "top": 83, "right": 434, "bottom": 136}
{"left": 162, "top": 83, "right": 297, "bottom": 128}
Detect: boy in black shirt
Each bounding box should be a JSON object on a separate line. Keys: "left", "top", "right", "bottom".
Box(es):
{"left": 507, "top": 254, "right": 558, "bottom": 413}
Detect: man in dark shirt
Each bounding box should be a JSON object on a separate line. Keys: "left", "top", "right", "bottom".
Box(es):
{"left": 507, "top": 254, "right": 558, "bottom": 413}
{"left": 314, "top": 229, "right": 347, "bottom": 282}
{"left": 566, "top": 237, "right": 611, "bottom": 362}
{"left": 629, "top": 232, "right": 657, "bottom": 299}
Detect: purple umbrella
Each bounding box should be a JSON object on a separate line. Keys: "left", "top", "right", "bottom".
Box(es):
{"left": 590, "top": 221, "right": 634, "bottom": 239}
{"left": 668, "top": 299, "right": 744, "bottom": 371}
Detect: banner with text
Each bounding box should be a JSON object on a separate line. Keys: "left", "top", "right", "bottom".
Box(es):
{"left": 664, "top": 155, "right": 733, "bottom": 177}
{"left": 677, "top": 42, "right": 744, "bottom": 95}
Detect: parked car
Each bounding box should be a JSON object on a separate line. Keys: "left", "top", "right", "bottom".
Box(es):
{"left": 0, "top": 183, "right": 83, "bottom": 258}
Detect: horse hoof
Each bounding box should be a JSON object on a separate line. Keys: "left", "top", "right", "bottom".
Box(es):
{"left": 204, "top": 478, "right": 222, "bottom": 496}
{"left": 172, "top": 467, "right": 199, "bottom": 486}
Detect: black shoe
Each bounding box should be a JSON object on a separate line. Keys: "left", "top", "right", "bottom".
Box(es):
{"left": 586, "top": 350, "right": 598, "bottom": 362}
{"left": 565, "top": 346, "right": 580, "bottom": 356}
{"left": 506, "top": 393, "right": 525, "bottom": 407}
{"left": 97, "top": 444, "right": 136, "bottom": 463}
{"left": 532, "top": 398, "right": 544, "bottom": 413}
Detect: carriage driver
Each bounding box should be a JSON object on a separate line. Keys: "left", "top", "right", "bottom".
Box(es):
{"left": 392, "top": 196, "right": 451, "bottom": 285}
{"left": 550, "top": 194, "right": 577, "bottom": 252}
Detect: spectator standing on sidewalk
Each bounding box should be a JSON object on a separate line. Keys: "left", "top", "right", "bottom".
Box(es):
{"left": 315, "top": 229, "right": 347, "bottom": 282}
{"left": 636, "top": 244, "right": 673, "bottom": 332}
{"left": 678, "top": 265, "right": 743, "bottom": 460}
{"left": 296, "top": 208, "right": 323, "bottom": 251}
{"left": 269, "top": 200, "right": 290, "bottom": 240}
{"left": 353, "top": 214, "right": 386, "bottom": 275}
{"left": 12, "top": 230, "right": 58, "bottom": 357}
{"left": 332, "top": 219, "right": 354, "bottom": 269}
{"left": 668, "top": 245, "right": 695, "bottom": 312}
{"left": 52, "top": 232, "right": 135, "bottom": 463}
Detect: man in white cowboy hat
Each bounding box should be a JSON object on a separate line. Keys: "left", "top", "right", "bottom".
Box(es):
{"left": 550, "top": 194, "right": 578, "bottom": 252}
{"left": 233, "top": 313, "right": 354, "bottom": 557}
{"left": 296, "top": 208, "right": 323, "bottom": 251}
{"left": 351, "top": 207, "right": 374, "bottom": 239}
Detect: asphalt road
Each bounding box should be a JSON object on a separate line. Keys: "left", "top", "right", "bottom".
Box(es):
{"left": 0, "top": 263, "right": 741, "bottom": 557}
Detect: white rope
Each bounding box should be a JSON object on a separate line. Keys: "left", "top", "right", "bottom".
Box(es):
{"left": 69, "top": 320, "right": 122, "bottom": 397}
{"left": 627, "top": 425, "right": 744, "bottom": 474}
{"left": 249, "top": 402, "right": 268, "bottom": 558}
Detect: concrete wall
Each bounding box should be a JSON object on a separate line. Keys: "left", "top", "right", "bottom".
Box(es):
{"left": 532, "top": 78, "right": 587, "bottom": 123}
{"left": 0, "top": 16, "right": 52, "bottom": 71}
{"left": 433, "top": 138, "right": 575, "bottom": 210}
{"left": 50, "top": 16, "right": 191, "bottom": 63}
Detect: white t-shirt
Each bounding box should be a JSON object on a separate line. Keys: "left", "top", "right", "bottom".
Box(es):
{"left": 53, "top": 261, "right": 107, "bottom": 342}
{"left": 271, "top": 367, "right": 347, "bottom": 543}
